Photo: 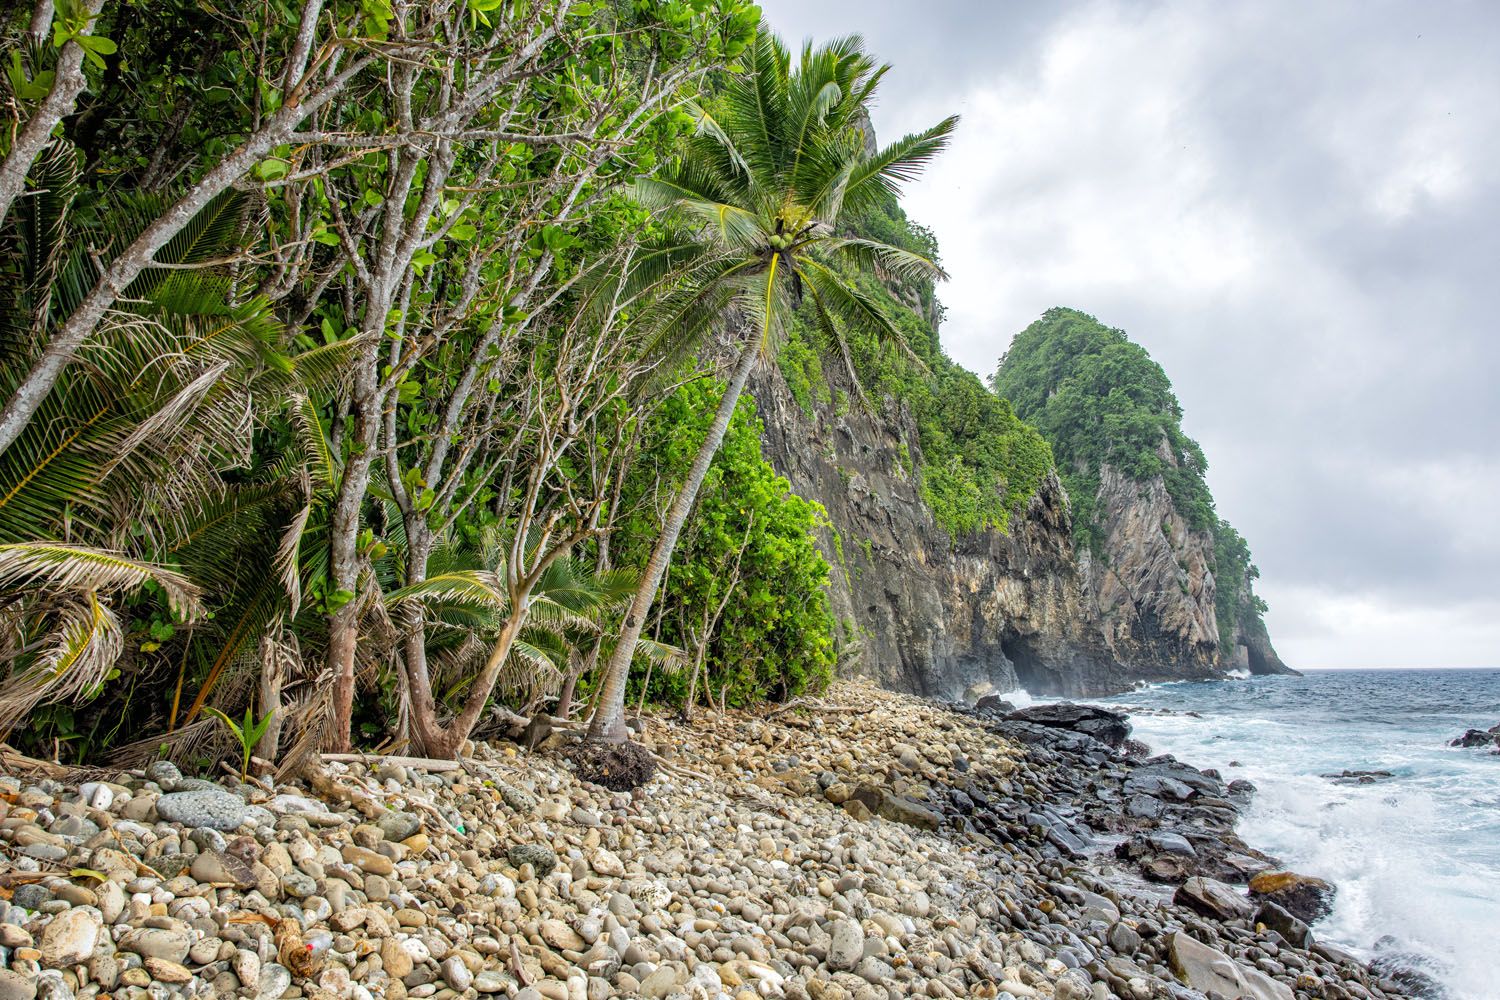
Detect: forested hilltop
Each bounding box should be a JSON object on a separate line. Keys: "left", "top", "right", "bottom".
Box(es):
{"left": 0, "top": 2, "right": 1285, "bottom": 770}
{"left": 992, "top": 308, "right": 1289, "bottom": 677}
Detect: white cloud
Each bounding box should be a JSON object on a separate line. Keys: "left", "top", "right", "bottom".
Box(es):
{"left": 758, "top": 0, "right": 1500, "bottom": 669}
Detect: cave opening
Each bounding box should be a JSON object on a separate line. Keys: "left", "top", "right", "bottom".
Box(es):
{"left": 1244, "top": 641, "right": 1269, "bottom": 675}
{"left": 1002, "top": 635, "right": 1059, "bottom": 695}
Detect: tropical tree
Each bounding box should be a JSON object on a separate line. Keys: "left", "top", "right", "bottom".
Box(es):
{"left": 0, "top": 139, "right": 343, "bottom": 744}
{"left": 587, "top": 29, "right": 957, "bottom": 740}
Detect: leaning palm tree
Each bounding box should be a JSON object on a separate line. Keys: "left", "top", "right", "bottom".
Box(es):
{"left": 588, "top": 30, "right": 957, "bottom": 741}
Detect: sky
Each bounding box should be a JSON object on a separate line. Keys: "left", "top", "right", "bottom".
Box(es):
{"left": 756, "top": 0, "right": 1500, "bottom": 670}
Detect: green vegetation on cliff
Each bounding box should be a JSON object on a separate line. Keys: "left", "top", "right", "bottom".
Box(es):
{"left": 991, "top": 307, "right": 1271, "bottom": 639}
{"left": 780, "top": 197, "right": 1055, "bottom": 538}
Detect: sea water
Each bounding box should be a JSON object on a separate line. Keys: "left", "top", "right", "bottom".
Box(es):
{"left": 1090, "top": 669, "right": 1500, "bottom": 1000}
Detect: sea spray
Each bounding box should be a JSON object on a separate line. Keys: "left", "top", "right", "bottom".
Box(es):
{"left": 1100, "top": 668, "right": 1500, "bottom": 1000}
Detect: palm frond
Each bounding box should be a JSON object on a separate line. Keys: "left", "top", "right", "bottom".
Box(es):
{"left": 839, "top": 115, "right": 960, "bottom": 216}
{"left": 825, "top": 236, "right": 947, "bottom": 282}
{"left": 0, "top": 543, "right": 201, "bottom": 617}
{"left": 386, "top": 571, "right": 508, "bottom": 611}
{"left": 0, "top": 594, "right": 123, "bottom": 737}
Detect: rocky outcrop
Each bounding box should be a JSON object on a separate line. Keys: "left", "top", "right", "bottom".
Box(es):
{"left": 1082, "top": 461, "right": 1295, "bottom": 678}
{"left": 749, "top": 362, "right": 1128, "bottom": 699}
{"left": 1082, "top": 463, "right": 1221, "bottom": 678}
{"left": 749, "top": 354, "right": 1291, "bottom": 697}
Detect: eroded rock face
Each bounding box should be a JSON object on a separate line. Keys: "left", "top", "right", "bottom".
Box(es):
{"left": 749, "top": 351, "right": 1291, "bottom": 698}
{"left": 750, "top": 363, "right": 1126, "bottom": 699}
{"left": 1085, "top": 464, "right": 1220, "bottom": 677}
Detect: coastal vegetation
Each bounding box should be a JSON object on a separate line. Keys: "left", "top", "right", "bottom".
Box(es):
{"left": 991, "top": 307, "right": 1272, "bottom": 641}
{"left": 0, "top": 2, "right": 1276, "bottom": 770}
{"left": 0, "top": 2, "right": 966, "bottom": 765}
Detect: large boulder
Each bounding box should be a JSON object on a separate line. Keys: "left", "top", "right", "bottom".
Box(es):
{"left": 848, "top": 785, "right": 941, "bottom": 831}
{"left": 1174, "top": 876, "right": 1256, "bottom": 921}
{"left": 1255, "top": 901, "right": 1313, "bottom": 948}
{"left": 1168, "top": 931, "right": 1293, "bottom": 1000}
{"left": 1005, "top": 703, "right": 1131, "bottom": 747}
{"left": 1249, "top": 870, "right": 1336, "bottom": 924}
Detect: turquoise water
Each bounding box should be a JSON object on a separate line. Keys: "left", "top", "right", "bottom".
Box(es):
{"left": 1089, "top": 669, "right": 1500, "bottom": 1000}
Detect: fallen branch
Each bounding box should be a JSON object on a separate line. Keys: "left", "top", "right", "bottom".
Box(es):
{"left": 320, "top": 753, "right": 461, "bottom": 772}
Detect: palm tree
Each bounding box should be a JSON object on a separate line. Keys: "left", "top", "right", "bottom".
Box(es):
{"left": 588, "top": 30, "right": 957, "bottom": 741}
{"left": 0, "top": 139, "right": 349, "bottom": 749}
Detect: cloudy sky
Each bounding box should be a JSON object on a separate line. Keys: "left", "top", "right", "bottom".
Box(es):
{"left": 757, "top": 0, "right": 1499, "bottom": 669}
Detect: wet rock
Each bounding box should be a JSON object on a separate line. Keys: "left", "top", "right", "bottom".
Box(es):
{"left": 1321, "top": 769, "right": 1395, "bottom": 784}
{"left": 1006, "top": 703, "right": 1131, "bottom": 747}
{"left": 1249, "top": 870, "right": 1337, "bottom": 924}
{"left": 974, "top": 694, "right": 1017, "bottom": 715}
{"left": 1174, "top": 877, "right": 1256, "bottom": 922}
{"left": 1255, "top": 901, "right": 1313, "bottom": 948}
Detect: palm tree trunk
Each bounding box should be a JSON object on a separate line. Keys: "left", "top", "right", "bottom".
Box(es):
{"left": 588, "top": 334, "right": 759, "bottom": 742}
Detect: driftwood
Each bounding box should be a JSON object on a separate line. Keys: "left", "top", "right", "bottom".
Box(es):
{"left": 319, "top": 753, "right": 460, "bottom": 772}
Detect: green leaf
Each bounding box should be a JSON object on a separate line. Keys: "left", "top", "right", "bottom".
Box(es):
{"left": 251, "top": 158, "right": 291, "bottom": 182}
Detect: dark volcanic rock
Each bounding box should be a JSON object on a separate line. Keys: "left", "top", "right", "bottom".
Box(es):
{"left": 974, "top": 694, "right": 1016, "bottom": 715}
{"left": 1448, "top": 728, "right": 1499, "bottom": 749}
{"left": 1005, "top": 702, "right": 1131, "bottom": 747}
{"left": 1256, "top": 900, "right": 1313, "bottom": 948}
{"left": 1322, "top": 769, "right": 1395, "bottom": 784}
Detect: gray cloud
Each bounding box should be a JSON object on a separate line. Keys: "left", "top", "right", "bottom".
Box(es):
{"left": 758, "top": 0, "right": 1500, "bottom": 668}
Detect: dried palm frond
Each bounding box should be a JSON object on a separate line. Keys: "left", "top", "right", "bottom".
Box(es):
{"left": 0, "top": 543, "right": 201, "bottom": 618}
{"left": 0, "top": 594, "right": 122, "bottom": 736}
{"left": 110, "top": 716, "right": 230, "bottom": 771}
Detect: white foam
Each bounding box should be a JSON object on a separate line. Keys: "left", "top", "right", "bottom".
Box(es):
{"left": 997, "top": 686, "right": 1039, "bottom": 709}
{"left": 1123, "top": 700, "right": 1500, "bottom": 1000}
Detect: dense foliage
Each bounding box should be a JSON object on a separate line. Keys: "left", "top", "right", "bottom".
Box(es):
{"left": 613, "top": 380, "right": 837, "bottom": 708}
{"left": 0, "top": 0, "right": 787, "bottom": 763}
{"left": 991, "top": 307, "right": 1270, "bottom": 637}
{"left": 1211, "top": 519, "right": 1268, "bottom": 643}
{"left": 780, "top": 197, "right": 1055, "bottom": 537}
{"left": 991, "top": 308, "right": 1216, "bottom": 546}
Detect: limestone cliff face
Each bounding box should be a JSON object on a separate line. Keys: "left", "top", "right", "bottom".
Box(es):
{"left": 749, "top": 363, "right": 1130, "bottom": 699}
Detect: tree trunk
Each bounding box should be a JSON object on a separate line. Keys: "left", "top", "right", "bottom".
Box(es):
{"left": 0, "top": 0, "right": 105, "bottom": 230}
{"left": 0, "top": 1, "right": 343, "bottom": 456}
{"left": 323, "top": 382, "right": 379, "bottom": 751}
{"left": 256, "top": 636, "right": 285, "bottom": 763}
{"left": 588, "top": 334, "right": 759, "bottom": 742}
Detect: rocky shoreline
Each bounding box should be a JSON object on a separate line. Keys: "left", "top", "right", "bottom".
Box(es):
{"left": 0, "top": 681, "right": 1424, "bottom": 1000}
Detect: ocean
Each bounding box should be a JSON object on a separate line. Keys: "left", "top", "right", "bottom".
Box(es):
{"left": 1088, "top": 668, "right": 1500, "bottom": 1000}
